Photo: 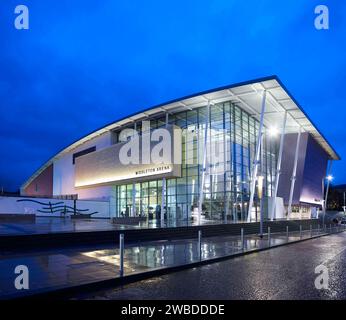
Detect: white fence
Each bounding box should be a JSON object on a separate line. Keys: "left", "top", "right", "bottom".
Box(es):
{"left": 0, "top": 196, "right": 110, "bottom": 218}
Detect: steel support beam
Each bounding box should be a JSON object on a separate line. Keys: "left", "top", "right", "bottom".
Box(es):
{"left": 259, "top": 133, "right": 264, "bottom": 236}
{"left": 161, "top": 179, "right": 166, "bottom": 223}
{"left": 247, "top": 90, "right": 267, "bottom": 223}
{"left": 198, "top": 101, "right": 210, "bottom": 224}
{"left": 287, "top": 127, "right": 302, "bottom": 219}
{"left": 161, "top": 113, "right": 169, "bottom": 223}
{"left": 131, "top": 122, "right": 137, "bottom": 217}
{"left": 270, "top": 111, "right": 287, "bottom": 221}
{"left": 223, "top": 122, "right": 228, "bottom": 224}
{"left": 131, "top": 185, "right": 136, "bottom": 217}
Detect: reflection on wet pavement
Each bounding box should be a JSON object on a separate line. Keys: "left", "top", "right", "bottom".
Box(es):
{"left": 0, "top": 217, "right": 225, "bottom": 235}
{"left": 1, "top": 227, "right": 344, "bottom": 299}
{"left": 83, "top": 232, "right": 346, "bottom": 300}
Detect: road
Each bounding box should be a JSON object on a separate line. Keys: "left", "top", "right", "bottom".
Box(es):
{"left": 76, "top": 232, "right": 346, "bottom": 300}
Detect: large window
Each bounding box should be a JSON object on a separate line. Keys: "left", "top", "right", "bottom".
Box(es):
{"left": 115, "top": 101, "right": 278, "bottom": 222}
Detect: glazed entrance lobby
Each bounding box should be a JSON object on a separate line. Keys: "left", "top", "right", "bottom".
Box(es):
{"left": 112, "top": 79, "right": 338, "bottom": 224}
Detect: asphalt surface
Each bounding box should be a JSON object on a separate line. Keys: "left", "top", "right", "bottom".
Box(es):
{"left": 76, "top": 232, "right": 346, "bottom": 300}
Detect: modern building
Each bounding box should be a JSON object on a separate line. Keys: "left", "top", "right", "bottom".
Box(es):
{"left": 21, "top": 76, "right": 340, "bottom": 222}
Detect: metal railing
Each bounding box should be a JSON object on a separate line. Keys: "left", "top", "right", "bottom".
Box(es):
{"left": 116, "top": 223, "right": 346, "bottom": 277}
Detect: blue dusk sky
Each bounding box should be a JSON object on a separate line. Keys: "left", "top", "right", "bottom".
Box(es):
{"left": 0, "top": 0, "right": 345, "bottom": 191}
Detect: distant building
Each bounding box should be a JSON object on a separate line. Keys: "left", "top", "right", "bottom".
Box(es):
{"left": 21, "top": 76, "right": 340, "bottom": 222}
{"left": 328, "top": 184, "right": 346, "bottom": 211}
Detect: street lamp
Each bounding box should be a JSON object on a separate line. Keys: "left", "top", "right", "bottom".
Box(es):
{"left": 322, "top": 174, "right": 334, "bottom": 227}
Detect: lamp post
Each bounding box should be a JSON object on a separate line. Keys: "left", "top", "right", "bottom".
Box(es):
{"left": 323, "top": 174, "right": 333, "bottom": 227}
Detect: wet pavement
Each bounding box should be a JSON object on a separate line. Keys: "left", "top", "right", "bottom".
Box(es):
{"left": 0, "top": 217, "right": 223, "bottom": 235}
{"left": 79, "top": 231, "right": 346, "bottom": 300}
{"left": 0, "top": 226, "right": 341, "bottom": 299}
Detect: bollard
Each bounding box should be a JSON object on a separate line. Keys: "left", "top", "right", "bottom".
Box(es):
{"left": 241, "top": 228, "right": 244, "bottom": 250}
{"left": 300, "top": 225, "right": 302, "bottom": 239}
{"left": 318, "top": 224, "right": 320, "bottom": 234}
{"left": 330, "top": 224, "right": 332, "bottom": 233}
{"left": 119, "top": 233, "right": 124, "bottom": 277}
{"left": 286, "top": 225, "right": 289, "bottom": 241}
{"left": 198, "top": 230, "right": 202, "bottom": 260}
{"left": 268, "top": 227, "right": 271, "bottom": 246}
{"left": 310, "top": 225, "right": 312, "bottom": 237}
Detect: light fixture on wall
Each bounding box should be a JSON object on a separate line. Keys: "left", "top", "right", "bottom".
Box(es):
{"left": 326, "top": 175, "right": 333, "bottom": 181}
{"left": 268, "top": 126, "right": 279, "bottom": 137}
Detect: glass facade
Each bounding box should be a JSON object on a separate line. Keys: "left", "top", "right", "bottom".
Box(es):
{"left": 115, "top": 101, "right": 278, "bottom": 222}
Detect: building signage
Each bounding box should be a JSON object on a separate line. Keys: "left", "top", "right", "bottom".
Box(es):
{"left": 135, "top": 165, "right": 171, "bottom": 176}
{"left": 74, "top": 125, "right": 181, "bottom": 188}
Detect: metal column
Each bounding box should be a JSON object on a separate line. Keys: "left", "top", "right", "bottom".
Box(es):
{"left": 161, "top": 179, "right": 165, "bottom": 223}
{"left": 247, "top": 90, "right": 267, "bottom": 223}
{"left": 287, "top": 128, "right": 302, "bottom": 219}
{"left": 270, "top": 111, "right": 287, "bottom": 221}
{"left": 131, "top": 185, "right": 136, "bottom": 217}
{"left": 198, "top": 101, "right": 210, "bottom": 224}
{"left": 223, "top": 120, "right": 228, "bottom": 224}
{"left": 161, "top": 113, "right": 169, "bottom": 224}
{"left": 131, "top": 122, "right": 137, "bottom": 217}
{"left": 259, "top": 134, "right": 264, "bottom": 236}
